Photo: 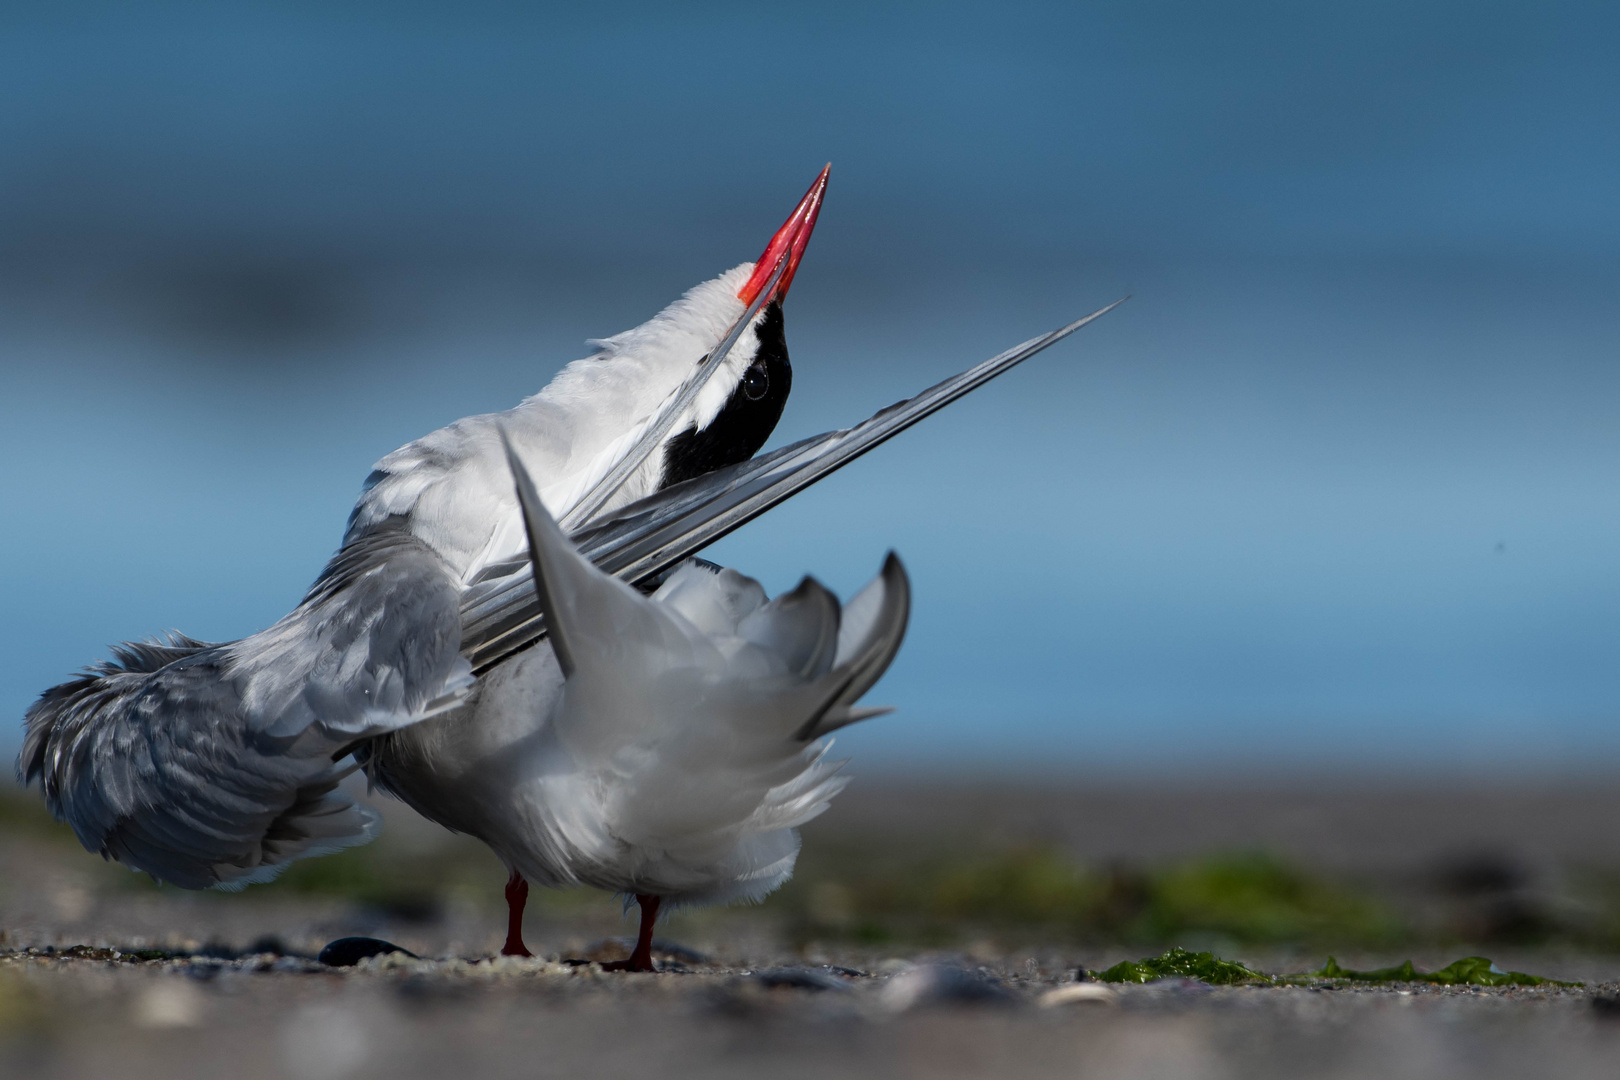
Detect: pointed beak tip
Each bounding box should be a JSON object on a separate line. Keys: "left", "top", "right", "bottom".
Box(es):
{"left": 736, "top": 165, "right": 831, "bottom": 307}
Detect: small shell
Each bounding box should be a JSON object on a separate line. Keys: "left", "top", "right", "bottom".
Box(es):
{"left": 1038, "top": 983, "right": 1119, "bottom": 1007}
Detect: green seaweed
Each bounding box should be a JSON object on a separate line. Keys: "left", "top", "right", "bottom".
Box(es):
{"left": 1312, "top": 956, "right": 1580, "bottom": 987}
{"left": 1096, "top": 946, "right": 1271, "bottom": 985}
{"left": 1137, "top": 852, "right": 1401, "bottom": 947}
{"left": 1093, "top": 949, "right": 1581, "bottom": 989}
{"left": 779, "top": 842, "right": 1402, "bottom": 949}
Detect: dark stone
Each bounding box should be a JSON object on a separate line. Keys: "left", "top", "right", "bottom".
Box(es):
{"left": 751, "top": 967, "right": 852, "bottom": 992}
{"left": 821, "top": 965, "right": 867, "bottom": 978}
{"left": 883, "top": 964, "right": 1015, "bottom": 1010}
{"left": 317, "top": 936, "right": 419, "bottom": 967}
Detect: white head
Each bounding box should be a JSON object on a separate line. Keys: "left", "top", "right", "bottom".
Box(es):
{"left": 347, "top": 167, "right": 830, "bottom": 568}
{"left": 539, "top": 165, "right": 830, "bottom": 498}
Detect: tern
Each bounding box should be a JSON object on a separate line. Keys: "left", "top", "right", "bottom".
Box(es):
{"left": 19, "top": 160, "right": 1123, "bottom": 959}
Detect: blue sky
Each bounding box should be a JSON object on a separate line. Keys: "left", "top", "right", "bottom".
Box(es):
{"left": 2, "top": 2, "right": 1618, "bottom": 774}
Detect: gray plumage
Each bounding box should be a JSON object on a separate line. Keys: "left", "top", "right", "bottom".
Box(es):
{"left": 20, "top": 524, "right": 470, "bottom": 889}
{"left": 17, "top": 298, "right": 1119, "bottom": 890}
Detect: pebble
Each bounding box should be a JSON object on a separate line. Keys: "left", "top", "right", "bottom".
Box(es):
{"left": 879, "top": 964, "right": 1014, "bottom": 1011}
{"left": 317, "top": 937, "right": 419, "bottom": 967}
{"left": 1038, "top": 983, "right": 1119, "bottom": 1007}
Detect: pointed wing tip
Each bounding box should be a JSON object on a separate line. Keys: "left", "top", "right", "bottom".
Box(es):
{"left": 1055, "top": 296, "right": 1129, "bottom": 337}
{"left": 881, "top": 550, "right": 911, "bottom": 627}
{"left": 798, "top": 704, "right": 895, "bottom": 742}
{"left": 781, "top": 573, "right": 840, "bottom": 608}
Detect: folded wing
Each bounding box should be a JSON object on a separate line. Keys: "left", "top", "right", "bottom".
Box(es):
{"left": 461, "top": 299, "right": 1122, "bottom": 672}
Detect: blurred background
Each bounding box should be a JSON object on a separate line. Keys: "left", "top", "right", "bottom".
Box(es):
{"left": 5, "top": 1, "right": 1620, "bottom": 782}
{"left": 3, "top": 0, "right": 1620, "bottom": 970}
{"left": 8, "top": 19, "right": 1620, "bottom": 1080}
{"left": 3, "top": 0, "right": 1619, "bottom": 777}
{"left": 0, "top": 2, "right": 1613, "bottom": 777}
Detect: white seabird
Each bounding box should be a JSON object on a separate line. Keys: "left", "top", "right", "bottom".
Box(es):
{"left": 18, "top": 159, "right": 1123, "bottom": 955}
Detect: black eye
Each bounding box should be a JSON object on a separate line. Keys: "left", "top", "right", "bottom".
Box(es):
{"left": 741, "top": 364, "right": 769, "bottom": 401}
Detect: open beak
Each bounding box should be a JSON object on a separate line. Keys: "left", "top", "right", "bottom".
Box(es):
{"left": 737, "top": 163, "right": 829, "bottom": 307}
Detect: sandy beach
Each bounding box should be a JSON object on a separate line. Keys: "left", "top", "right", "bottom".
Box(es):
{"left": 6, "top": 777, "right": 1620, "bottom": 1079}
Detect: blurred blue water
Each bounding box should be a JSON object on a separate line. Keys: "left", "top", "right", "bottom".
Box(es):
{"left": 2, "top": 2, "right": 1617, "bottom": 774}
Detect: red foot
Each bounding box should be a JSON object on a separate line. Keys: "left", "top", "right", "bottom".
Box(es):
{"left": 599, "top": 894, "right": 661, "bottom": 972}
{"left": 501, "top": 870, "right": 533, "bottom": 957}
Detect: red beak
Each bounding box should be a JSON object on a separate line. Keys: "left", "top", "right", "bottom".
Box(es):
{"left": 736, "top": 163, "right": 830, "bottom": 307}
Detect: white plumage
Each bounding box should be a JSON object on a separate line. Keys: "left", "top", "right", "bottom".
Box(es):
{"left": 367, "top": 441, "right": 907, "bottom": 931}
{"left": 352, "top": 262, "right": 764, "bottom": 584}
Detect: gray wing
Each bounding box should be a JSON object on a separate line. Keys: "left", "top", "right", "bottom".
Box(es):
{"left": 460, "top": 301, "right": 1122, "bottom": 672}
{"left": 19, "top": 523, "right": 472, "bottom": 889}
{"left": 232, "top": 522, "right": 473, "bottom": 739}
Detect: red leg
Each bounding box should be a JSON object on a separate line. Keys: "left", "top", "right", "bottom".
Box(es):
{"left": 601, "top": 894, "right": 662, "bottom": 972}
{"left": 502, "top": 870, "right": 533, "bottom": 957}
